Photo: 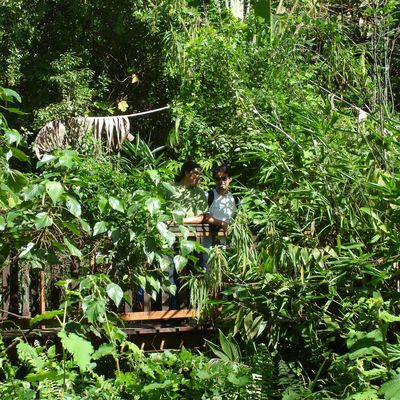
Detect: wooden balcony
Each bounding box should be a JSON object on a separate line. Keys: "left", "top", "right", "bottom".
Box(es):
{"left": 0, "top": 224, "right": 223, "bottom": 348}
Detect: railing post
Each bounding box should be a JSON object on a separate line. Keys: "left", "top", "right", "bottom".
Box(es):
{"left": 40, "top": 271, "right": 46, "bottom": 314}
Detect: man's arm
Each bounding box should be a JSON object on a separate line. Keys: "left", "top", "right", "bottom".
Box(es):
{"left": 182, "top": 215, "right": 206, "bottom": 224}
{"left": 203, "top": 214, "right": 228, "bottom": 228}
{"left": 181, "top": 214, "right": 227, "bottom": 228}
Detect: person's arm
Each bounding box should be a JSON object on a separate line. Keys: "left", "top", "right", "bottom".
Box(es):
{"left": 182, "top": 215, "right": 206, "bottom": 224}
{"left": 203, "top": 214, "right": 228, "bottom": 228}
{"left": 181, "top": 214, "right": 228, "bottom": 227}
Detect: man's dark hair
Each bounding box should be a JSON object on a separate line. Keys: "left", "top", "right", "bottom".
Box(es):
{"left": 212, "top": 164, "right": 232, "bottom": 178}
{"left": 175, "top": 160, "right": 201, "bottom": 182}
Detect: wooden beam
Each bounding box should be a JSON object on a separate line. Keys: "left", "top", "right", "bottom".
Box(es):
{"left": 119, "top": 309, "right": 197, "bottom": 321}
{"left": 39, "top": 271, "right": 46, "bottom": 314}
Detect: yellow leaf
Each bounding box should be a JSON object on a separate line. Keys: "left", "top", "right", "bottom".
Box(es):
{"left": 131, "top": 74, "right": 139, "bottom": 84}
{"left": 118, "top": 100, "right": 128, "bottom": 112}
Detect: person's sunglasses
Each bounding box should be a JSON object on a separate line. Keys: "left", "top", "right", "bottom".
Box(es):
{"left": 215, "top": 176, "right": 229, "bottom": 182}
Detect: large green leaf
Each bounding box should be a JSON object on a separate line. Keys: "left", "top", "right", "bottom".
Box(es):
{"left": 227, "top": 372, "right": 250, "bottom": 387}
{"left": 4, "top": 130, "right": 21, "bottom": 145}
{"left": 157, "top": 222, "right": 175, "bottom": 247}
{"left": 46, "top": 181, "right": 64, "bottom": 205}
{"left": 146, "top": 197, "right": 161, "bottom": 217}
{"left": 98, "top": 197, "right": 108, "bottom": 213}
{"left": 34, "top": 212, "right": 53, "bottom": 229}
{"left": 6, "top": 169, "right": 27, "bottom": 192}
{"left": 380, "top": 375, "right": 400, "bottom": 399}
{"left": 174, "top": 255, "right": 187, "bottom": 272}
{"left": 92, "top": 343, "right": 117, "bottom": 360}
{"left": 64, "top": 237, "right": 82, "bottom": 258}
{"left": 19, "top": 242, "right": 35, "bottom": 258}
{"left": 58, "top": 331, "right": 94, "bottom": 372}
{"left": 30, "top": 310, "right": 63, "bottom": 326}
{"left": 25, "top": 370, "right": 60, "bottom": 382}
{"left": 2, "top": 88, "right": 21, "bottom": 102}
{"left": 11, "top": 147, "right": 29, "bottom": 162}
{"left": 106, "top": 283, "right": 123, "bottom": 307}
{"left": 82, "top": 295, "right": 106, "bottom": 323}
{"left": 79, "top": 219, "right": 91, "bottom": 234}
{"left": 180, "top": 239, "right": 196, "bottom": 257}
{"left": 109, "top": 196, "right": 124, "bottom": 212}
{"left": 93, "top": 221, "right": 107, "bottom": 236}
{"left": 65, "top": 195, "right": 81, "bottom": 217}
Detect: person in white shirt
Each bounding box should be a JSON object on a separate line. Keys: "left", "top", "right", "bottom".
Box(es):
{"left": 203, "top": 165, "right": 239, "bottom": 266}
{"left": 207, "top": 165, "right": 238, "bottom": 227}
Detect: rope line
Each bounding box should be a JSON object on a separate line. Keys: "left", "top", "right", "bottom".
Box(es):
{"left": 84, "top": 105, "right": 170, "bottom": 120}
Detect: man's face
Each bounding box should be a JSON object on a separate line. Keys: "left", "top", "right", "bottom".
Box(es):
{"left": 215, "top": 172, "right": 232, "bottom": 191}
{"left": 185, "top": 167, "right": 202, "bottom": 187}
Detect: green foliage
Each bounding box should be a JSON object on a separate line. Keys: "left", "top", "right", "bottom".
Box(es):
{"left": 0, "top": 86, "right": 29, "bottom": 209}
{"left": 34, "top": 52, "right": 104, "bottom": 127}
{"left": 2, "top": 1, "right": 400, "bottom": 399}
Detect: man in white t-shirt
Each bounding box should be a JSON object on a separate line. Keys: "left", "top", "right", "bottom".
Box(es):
{"left": 206, "top": 165, "right": 238, "bottom": 228}
{"left": 202, "top": 165, "right": 239, "bottom": 266}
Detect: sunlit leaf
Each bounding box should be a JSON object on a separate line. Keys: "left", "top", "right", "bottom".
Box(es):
{"left": 180, "top": 240, "right": 196, "bottom": 257}
{"left": 118, "top": 100, "right": 128, "bottom": 112}
{"left": 34, "top": 212, "right": 53, "bottom": 229}
{"left": 46, "top": 181, "right": 64, "bottom": 205}
{"left": 379, "top": 374, "right": 400, "bottom": 399}
{"left": 93, "top": 221, "right": 108, "bottom": 236}
{"left": 174, "top": 255, "right": 187, "bottom": 272}
{"left": 92, "top": 343, "right": 116, "bottom": 360}
{"left": 65, "top": 195, "right": 81, "bottom": 217}
{"left": 109, "top": 196, "right": 124, "bottom": 212}
{"left": 4, "top": 130, "right": 21, "bottom": 145}
{"left": 106, "top": 283, "right": 123, "bottom": 307}
{"left": 146, "top": 198, "right": 161, "bottom": 217}
{"left": 19, "top": 242, "right": 35, "bottom": 258}
{"left": 58, "top": 331, "right": 94, "bottom": 372}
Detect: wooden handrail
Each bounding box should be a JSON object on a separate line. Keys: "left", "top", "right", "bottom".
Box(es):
{"left": 168, "top": 223, "right": 225, "bottom": 237}
{"left": 1, "top": 224, "right": 219, "bottom": 323}
{"left": 120, "top": 309, "right": 197, "bottom": 321}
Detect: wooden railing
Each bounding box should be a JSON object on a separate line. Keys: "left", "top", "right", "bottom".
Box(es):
{"left": 1, "top": 224, "right": 223, "bottom": 324}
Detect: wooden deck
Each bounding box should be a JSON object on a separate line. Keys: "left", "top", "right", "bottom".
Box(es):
{"left": 0, "top": 224, "right": 222, "bottom": 349}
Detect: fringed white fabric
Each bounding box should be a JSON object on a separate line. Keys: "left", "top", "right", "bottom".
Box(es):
{"left": 34, "top": 115, "right": 132, "bottom": 159}
{"left": 34, "top": 120, "right": 67, "bottom": 159}
{"left": 34, "top": 105, "right": 169, "bottom": 159}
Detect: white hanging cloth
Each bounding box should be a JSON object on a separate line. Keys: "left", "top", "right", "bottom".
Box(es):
{"left": 33, "top": 105, "right": 169, "bottom": 159}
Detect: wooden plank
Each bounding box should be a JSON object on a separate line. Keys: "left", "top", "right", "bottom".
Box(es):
{"left": 21, "top": 269, "right": 30, "bottom": 317}
{"left": 9, "top": 255, "right": 19, "bottom": 315}
{"left": 2, "top": 264, "right": 10, "bottom": 318}
{"left": 119, "top": 309, "right": 197, "bottom": 321}
{"left": 39, "top": 271, "right": 46, "bottom": 314}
